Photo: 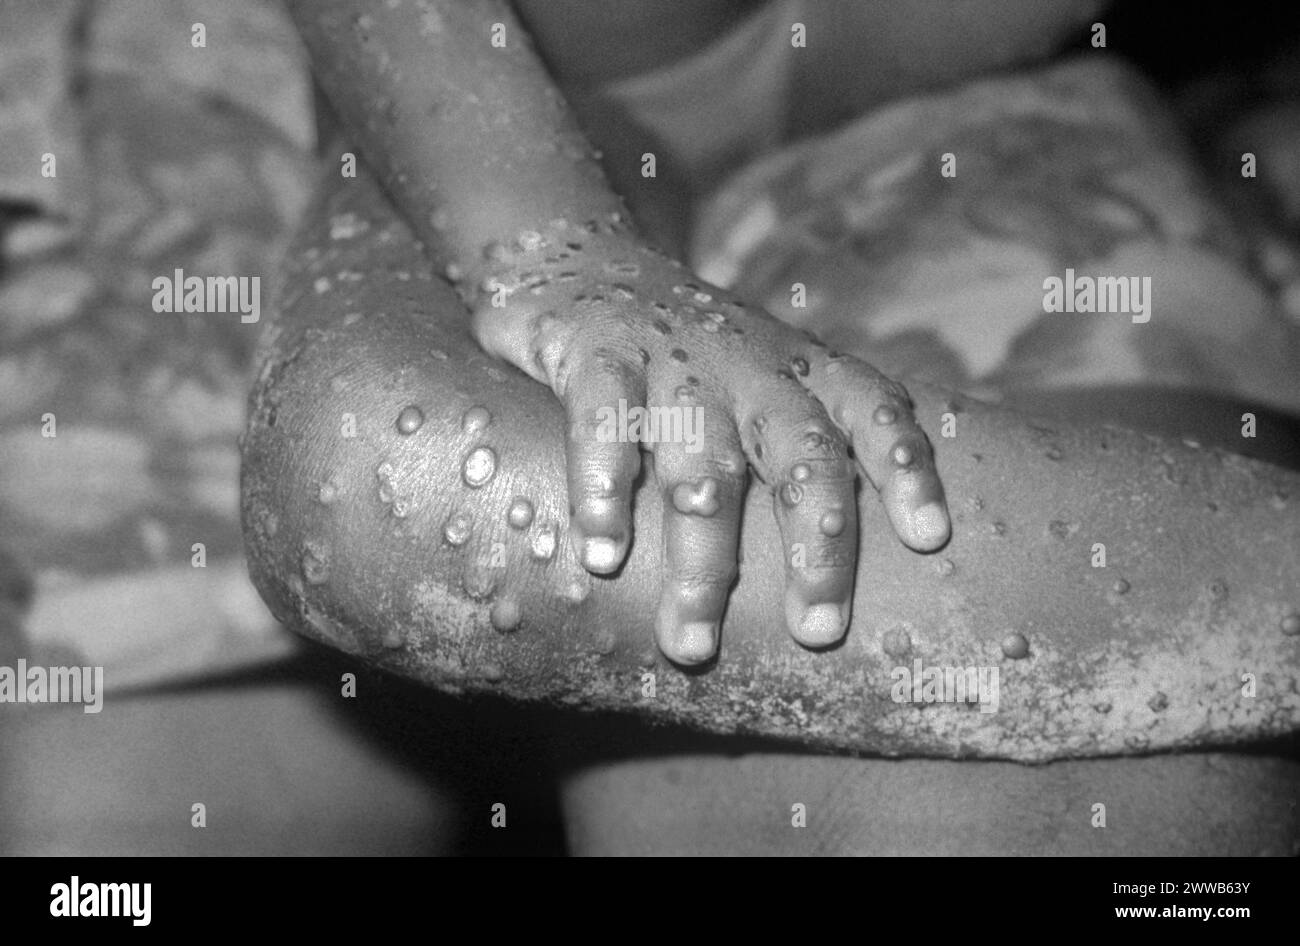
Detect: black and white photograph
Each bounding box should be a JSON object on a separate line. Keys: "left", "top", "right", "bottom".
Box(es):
{"left": 0, "top": 0, "right": 1297, "bottom": 882}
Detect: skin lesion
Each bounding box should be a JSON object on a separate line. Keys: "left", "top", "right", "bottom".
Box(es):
{"left": 463, "top": 219, "right": 951, "bottom": 658}
{"left": 241, "top": 169, "right": 1300, "bottom": 760}
{"left": 247, "top": 0, "right": 1300, "bottom": 762}
{"left": 290, "top": 0, "right": 956, "bottom": 662}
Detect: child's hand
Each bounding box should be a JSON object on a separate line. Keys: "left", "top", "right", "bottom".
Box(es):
{"left": 465, "top": 225, "right": 950, "bottom": 664}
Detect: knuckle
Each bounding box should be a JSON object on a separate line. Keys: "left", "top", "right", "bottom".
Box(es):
{"left": 696, "top": 452, "right": 748, "bottom": 484}
{"left": 581, "top": 350, "right": 641, "bottom": 388}
{"left": 879, "top": 377, "right": 914, "bottom": 409}
{"left": 576, "top": 464, "right": 627, "bottom": 501}
{"left": 794, "top": 423, "right": 846, "bottom": 458}
{"left": 673, "top": 561, "right": 739, "bottom": 591}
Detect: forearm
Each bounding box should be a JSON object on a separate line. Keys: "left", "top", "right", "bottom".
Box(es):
{"left": 242, "top": 172, "right": 1300, "bottom": 761}
{"left": 285, "top": 0, "right": 627, "bottom": 274}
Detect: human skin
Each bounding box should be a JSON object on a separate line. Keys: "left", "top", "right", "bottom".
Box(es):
{"left": 283, "top": 0, "right": 952, "bottom": 666}
{"left": 240, "top": 168, "right": 1300, "bottom": 762}
{"left": 555, "top": 748, "right": 1300, "bottom": 855}
{"left": 249, "top": 0, "right": 1300, "bottom": 856}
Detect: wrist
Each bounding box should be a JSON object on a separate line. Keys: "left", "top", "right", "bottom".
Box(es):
{"left": 453, "top": 213, "right": 653, "bottom": 312}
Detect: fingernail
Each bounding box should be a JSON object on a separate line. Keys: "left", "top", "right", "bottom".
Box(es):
{"left": 670, "top": 621, "right": 718, "bottom": 665}
{"left": 800, "top": 603, "right": 849, "bottom": 645}
{"left": 912, "top": 501, "right": 950, "bottom": 548}
{"left": 789, "top": 599, "right": 850, "bottom": 647}
{"left": 580, "top": 535, "right": 622, "bottom": 573}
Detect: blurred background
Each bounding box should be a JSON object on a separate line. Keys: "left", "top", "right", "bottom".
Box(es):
{"left": 1, "top": 0, "right": 1298, "bottom": 855}
{"left": 0, "top": 0, "right": 571, "bottom": 855}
